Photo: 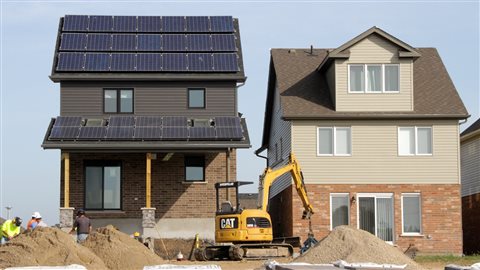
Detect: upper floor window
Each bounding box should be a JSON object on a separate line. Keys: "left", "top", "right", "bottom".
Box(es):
{"left": 104, "top": 89, "right": 133, "bottom": 113}
{"left": 349, "top": 64, "right": 399, "bottom": 93}
{"left": 398, "top": 127, "right": 432, "bottom": 156}
{"left": 317, "top": 127, "right": 351, "bottom": 156}
{"left": 188, "top": 88, "right": 205, "bottom": 109}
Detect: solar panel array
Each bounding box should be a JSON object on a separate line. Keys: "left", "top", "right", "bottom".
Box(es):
{"left": 56, "top": 15, "right": 240, "bottom": 73}
{"left": 48, "top": 116, "right": 244, "bottom": 141}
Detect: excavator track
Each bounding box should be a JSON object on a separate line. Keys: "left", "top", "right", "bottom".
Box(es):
{"left": 196, "top": 243, "right": 294, "bottom": 261}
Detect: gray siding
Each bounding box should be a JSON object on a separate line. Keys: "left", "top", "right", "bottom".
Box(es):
{"left": 325, "top": 63, "right": 336, "bottom": 107}
{"left": 60, "top": 81, "right": 237, "bottom": 117}
{"left": 267, "top": 82, "right": 292, "bottom": 199}
{"left": 461, "top": 135, "right": 480, "bottom": 197}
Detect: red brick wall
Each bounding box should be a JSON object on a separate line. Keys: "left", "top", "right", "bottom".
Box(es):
{"left": 60, "top": 150, "right": 236, "bottom": 219}
{"left": 462, "top": 193, "right": 480, "bottom": 254}
{"left": 270, "top": 184, "right": 462, "bottom": 255}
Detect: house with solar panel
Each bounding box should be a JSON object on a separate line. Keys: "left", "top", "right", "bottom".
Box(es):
{"left": 256, "top": 27, "right": 468, "bottom": 254}
{"left": 41, "top": 15, "right": 250, "bottom": 238}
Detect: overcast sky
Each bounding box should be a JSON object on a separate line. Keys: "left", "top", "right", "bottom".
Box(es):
{"left": 1, "top": 0, "right": 478, "bottom": 224}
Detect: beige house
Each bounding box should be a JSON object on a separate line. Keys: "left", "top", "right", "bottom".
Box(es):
{"left": 257, "top": 27, "right": 468, "bottom": 255}
{"left": 460, "top": 118, "right": 480, "bottom": 254}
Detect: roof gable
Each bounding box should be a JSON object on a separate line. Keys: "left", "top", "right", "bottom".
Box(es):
{"left": 461, "top": 118, "right": 480, "bottom": 140}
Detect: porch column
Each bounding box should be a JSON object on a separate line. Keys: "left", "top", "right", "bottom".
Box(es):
{"left": 60, "top": 152, "right": 74, "bottom": 230}
{"left": 142, "top": 153, "right": 157, "bottom": 238}
{"left": 146, "top": 153, "right": 152, "bottom": 208}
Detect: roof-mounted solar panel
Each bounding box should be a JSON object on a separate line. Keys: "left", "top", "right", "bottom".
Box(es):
{"left": 163, "top": 116, "right": 187, "bottom": 127}
{"left": 187, "top": 34, "right": 211, "bottom": 51}
{"left": 163, "top": 54, "right": 187, "bottom": 71}
{"left": 108, "top": 116, "right": 135, "bottom": 126}
{"left": 57, "top": 52, "right": 85, "bottom": 71}
{"left": 188, "top": 53, "right": 213, "bottom": 72}
{"left": 84, "top": 53, "right": 110, "bottom": 71}
{"left": 213, "top": 53, "right": 238, "bottom": 72}
{"left": 63, "top": 15, "right": 89, "bottom": 32}
{"left": 89, "top": 15, "right": 113, "bottom": 32}
{"left": 186, "top": 16, "right": 209, "bottom": 32}
{"left": 136, "top": 116, "right": 163, "bottom": 127}
{"left": 60, "top": 33, "right": 87, "bottom": 51}
{"left": 112, "top": 34, "right": 137, "bottom": 51}
{"left": 113, "top": 16, "right": 137, "bottom": 32}
{"left": 162, "top": 16, "right": 185, "bottom": 32}
{"left": 49, "top": 126, "right": 81, "bottom": 140}
{"left": 86, "top": 34, "right": 112, "bottom": 51}
{"left": 54, "top": 116, "right": 83, "bottom": 127}
{"left": 214, "top": 116, "right": 241, "bottom": 127}
{"left": 189, "top": 127, "right": 216, "bottom": 139}
{"left": 163, "top": 127, "right": 188, "bottom": 140}
{"left": 162, "top": 34, "right": 186, "bottom": 51}
{"left": 111, "top": 53, "right": 136, "bottom": 71}
{"left": 78, "top": 126, "right": 107, "bottom": 140}
{"left": 134, "top": 127, "right": 162, "bottom": 139}
{"left": 106, "top": 127, "right": 135, "bottom": 139}
{"left": 211, "top": 34, "right": 236, "bottom": 51}
{"left": 137, "top": 16, "right": 162, "bottom": 32}
{"left": 137, "top": 34, "right": 162, "bottom": 51}
{"left": 210, "top": 16, "right": 234, "bottom": 32}
{"left": 137, "top": 53, "right": 162, "bottom": 71}
{"left": 216, "top": 126, "right": 243, "bottom": 140}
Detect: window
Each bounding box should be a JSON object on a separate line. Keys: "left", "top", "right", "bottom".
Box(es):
{"left": 85, "top": 162, "right": 121, "bottom": 210}
{"left": 348, "top": 64, "right": 399, "bottom": 93}
{"left": 398, "top": 127, "right": 432, "bottom": 155}
{"left": 104, "top": 89, "right": 133, "bottom": 113}
{"left": 358, "top": 193, "right": 394, "bottom": 242}
{"left": 330, "top": 194, "right": 349, "bottom": 229}
{"left": 317, "top": 127, "right": 351, "bottom": 156}
{"left": 185, "top": 156, "right": 205, "bottom": 182}
{"left": 402, "top": 193, "right": 421, "bottom": 235}
{"left": 188, "top": 88, "right": 205, "bottom": 108}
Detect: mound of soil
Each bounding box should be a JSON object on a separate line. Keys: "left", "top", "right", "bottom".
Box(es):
{"left": 154, "top": 238, "right": 201, "bottom": 260}
{"left": 0, "top": 227, "right": 105, "bottom": 269}
{"left": 295, "top": 226, "right": 423, "bottom": 270}
{"left": 83, "top": 225, "right": 164, "bottom": 270}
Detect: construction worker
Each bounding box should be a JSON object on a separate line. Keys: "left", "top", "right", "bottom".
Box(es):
{"left": 70, "top": 209, "right": 91, "bottom": 243}
{"left": 27, "top": 212, "right": 41, "bottom": 230}
{"left": 1, "top": 217, "right": 22, "bottom": 245}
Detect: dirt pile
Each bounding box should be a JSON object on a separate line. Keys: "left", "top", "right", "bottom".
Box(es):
{"left": 0, "top": 227, "right": 106, "bottom": 269}
{"left": 295, "top": 226, "right": 423, "bottom": 270}
{"left": 83, "top": 225, "right": 164, "bottom": 270}
{"left": 154, "top": 238, "right": 206, "bottom": 260}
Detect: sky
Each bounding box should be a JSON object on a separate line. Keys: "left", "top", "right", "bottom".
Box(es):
{"left": 0, "top": 0, "right": 479, "bottom": 225}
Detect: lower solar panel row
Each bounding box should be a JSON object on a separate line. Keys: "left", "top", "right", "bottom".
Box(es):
{"left": 56, "top": 52, "right": 238, "bottom": 72}
{"left": 49, "top": 126, "right": 243, "bottom": 140}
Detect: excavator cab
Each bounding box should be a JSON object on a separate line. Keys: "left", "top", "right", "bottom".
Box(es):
{"left": 214, "top": 181, "right": 253, "bottom": 214}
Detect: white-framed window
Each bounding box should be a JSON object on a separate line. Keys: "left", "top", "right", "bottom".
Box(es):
{"left": 401, "top": 193, "right": 422, "bottom": 235}
{"left": 357, "top": 193, "right": 394, "bottom": 243}
{"left": 317, "top": 127, "right": 351, "bottom": 156}
{"left": 330, "top": 193, "right": 350, "bottom": 230}
{"left": 398, "top": 127, "right": 432, "bottom": 156}
{"left": 348, "top": 64, "right": 400, "bottom": 93}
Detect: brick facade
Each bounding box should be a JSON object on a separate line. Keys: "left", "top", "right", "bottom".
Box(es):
{"left": 60, "top": 150, "right": 236, "bottom": 219}
{"left": 270, "top": 183, "right": 462, "bottom": 255}
{"left": 462, "top": 192, "right": 480, "bottom": 254}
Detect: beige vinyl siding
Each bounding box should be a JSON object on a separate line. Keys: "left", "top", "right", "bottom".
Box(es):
{"left": 60, "top": 81, "right": 236, "bottom": 117}
{"left": 325, "top": 63, "right": 336, "bottom": 107}
{"left": 335, "top": 34, "right": 413, "bottom": 112}
{"left": 461, "top": 136, "right": 480, "bottom": 196}
{"left": 292, "top": 120, "right": 460, "bottom": 184}
{"left": 267, "top": 83, "right": 292, "bottom": 198}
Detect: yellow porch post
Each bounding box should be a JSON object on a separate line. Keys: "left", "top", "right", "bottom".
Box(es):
{"left": 146, "top": 153, "right": 152, "bottom": 208}
{"left": 62, "top": 153, "right": 70, "bottom": 208}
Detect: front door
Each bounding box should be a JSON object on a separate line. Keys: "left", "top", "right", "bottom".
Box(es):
{"left": 358, "top": 194, "right": 394, "bottom": 243}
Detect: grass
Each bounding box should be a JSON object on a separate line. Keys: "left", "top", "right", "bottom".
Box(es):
{"left": 415, "top": 255, "right": 480, "bottom": 266}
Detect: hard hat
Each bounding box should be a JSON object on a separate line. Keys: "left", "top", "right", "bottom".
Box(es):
{"left": 32, "top": 212, "right": 42, "bottom": 219}
{"left": 14, "top": 217, "right": 22, "bottom": 226}
{"left": 134, "top": 232, "right": 140, "bottom": 237}
{"left": 77, "top": 209, "right": 85, "bottom": 216}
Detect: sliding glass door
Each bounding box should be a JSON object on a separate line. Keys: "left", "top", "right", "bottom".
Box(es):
{"left": 358, "top": 194, "right": 394, "bottom": 242}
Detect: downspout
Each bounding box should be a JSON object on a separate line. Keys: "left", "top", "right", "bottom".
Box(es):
{"left": 255, "top": 146, "right": 268, "bottom": 166}
{"left": 235, "top": 81, "right": 246, "bottom": 116}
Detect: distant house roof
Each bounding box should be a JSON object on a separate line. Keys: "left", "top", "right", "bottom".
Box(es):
{"left": 461, "top": 118, "right": 480, "bottom": 140}
{"left": 258, "top": 27, "right": 469, "bottom": 152}
{"left": 50, "top": 15, "right": 246, "bottom": 82}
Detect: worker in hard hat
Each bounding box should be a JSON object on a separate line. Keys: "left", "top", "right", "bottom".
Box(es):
{"left": 1, "top": 217, "right": 22, "bottom": 245}
{"left": 27, "top": 212, "right": 42, "bottom": 230}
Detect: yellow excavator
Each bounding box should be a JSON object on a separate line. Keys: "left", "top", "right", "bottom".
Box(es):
{"left": 195, "top": 153, "right": 315, "bottom": 260}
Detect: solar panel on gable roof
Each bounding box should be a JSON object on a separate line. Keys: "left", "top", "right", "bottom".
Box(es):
{"left": 187, "top": 34, "right": 211, "bottom": 51}
{"left": 186, "top": 16, "right": 209, "bottom": 32}
{"left": 213, "top": 53, "right": 238, "bottom": 72}
{"left": 63, "top": 15, "right": 89, "bottom": 32}
{"left": 106, "top": 127, "right": 134, "bottom": 139}
{"left": 137, "top": 53, "right": 162, "bottom": 71}
{"left": 60, "top": 33, "right": 87, "bottom": 51}
{"left": 112, "top": 34, "right": 137, "bottom": 51}
{"left": 57, "top": 52, "right": 85, "bottom": 71}
{"left": 162, "top": 34, "right": 186, "bottom": 51}
{"left": 216, "top": 126, "right": 243, "bottom": 140}
{"left": 84, "top": 53, "right": 110, "bottom": 71}
{"left": 89, "top": 15, "right": 113, "bottom": 32}
{"left": 214, "top": 116, "right": 241, "bottom": 127}
{"left": 134, "top": 127, "right": 162, "bottom": 139}
{"left": 189, "top": 127, "right": 215, "bottom": 140}
{"left": 78, "top": 126, "right": 107, "bottom": 140}
{"left": 188, "top": 53, "right": 213, "bottom": 72}
{"left": 109, "top": 116, "right": 135, "bottom": 126}
{"left": 211, "top": 34, "right": 236, "bottom": 51}
{"left": 162, "top": 16, "right": 185, "bottom": 32}
{"left": 163, "top": 127, "right": 188, "bottom": 140}
{"left": 54, "top": 116, "right": 83, "bottom": 127}
{"left": 86, "top": 34, "right": 112, "bottom": 51}
{"left": 138, "top": 16, "right": 162, "bottom": 32}
{"left": 110, "top": 53, "right": 136, "bottom": 71}
{"left": 163, "top": 116, "right": 187, "bottom": 127}
{"left": 210, "top": 16, "right": 234, "bottom": 32}
{"left": 49, "top": 127, "right": 81, "bottom": 140}
{"left": 137, "top": 34, "right": 162, "bottom": 51}
{"left": 162, "top": 54, "right": 187, "bottom": 71}
{"left": 113, "top": 16, "right": 137, "bottom": 32}
{"left": 136, "top": 116, "right": 163, "bottom": 127}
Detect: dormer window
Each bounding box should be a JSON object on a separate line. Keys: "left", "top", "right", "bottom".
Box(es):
{"left": 348, "top": 64, "right": 399, "bottom": 93}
